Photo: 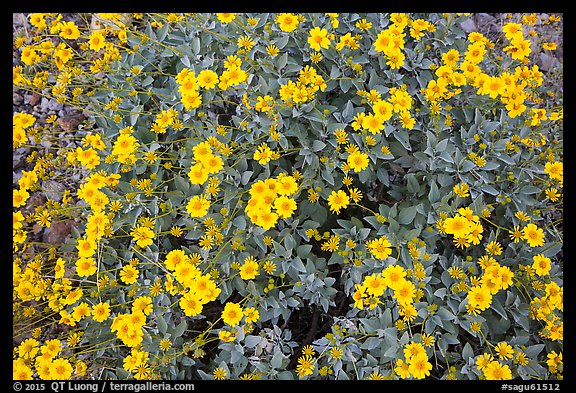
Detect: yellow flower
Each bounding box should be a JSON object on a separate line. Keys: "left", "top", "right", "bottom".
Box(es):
{"left": 276, "top": 13, "right": 300, "bottom": 32}
{"left": 544, "top": 161, "right": 562, "bottom": 182}
{"left": 307, "top": 27, "right": 330, "bottom": 51}
{"left": 494, "top": 341, "right": 515, "bottom": 360}
{"left": 363, "top": 273, "right": 387, "bottom": 297}
{"left": 522, "top": 223, "right": 545, "bottom": 247}
{"left": 92, "top": 302, "right": 111, "bottom": 323}
{"left": 244, "top": 307, "right": 260, "bottom": 324}
{"left": 213, "top": 366, "right": 228, "bottom": 379}
{"left": 197, "top": 69, "right": 219, "bottom": 89}
{"left": 75, "top": 257, "right": 97, "bottom": 277}
{"left": 393, "top": 279, "right": 416, "bottom": 305}
{"left": 296, "top": 355, "right": 315, "bottom": 377}
{"left": 301, "top": 344, "right": 316, "bottom": 357}
{"left": 50, "top": 358, "right": 74, "bottom": 380}
{"left": 239, "top": 257, "right": 259, "bottom": 280}
{"left": 131, "top": 225, "right": 154, "bottom": 248}
{"left": 120, "top": 264, "right": 139, "bottom": 285}
{"left": 531, "top": 254, "right": 551, "bottom": 276}
{"left": 366, "top": 236, "right": 393, "bottom": 260}
{"left": 382, "top": 265, "right": 406, "bottom": 291}
{"left": 347, "top": 150, "right": 370, "bottom": 172}
{"left": 395, "top": 358, "right": 411, "bottom": 379}
{"left": 222, "top": 302, "right": 244, "bottom": 326}
{"left": 483, "top": 360, "right": 512, "bottom": 380}
{"left": 274, "top": 195, "right": 297, "bottom": 218}
{"left": 362, "top": 112, "right": 386, "bottom": 134}
{"left": 266, "top": 44, "right": 279, "bottom": 57}
{"left": 467, "top": 285, "right": 492, "bottom": 311}
{"left": 88, "top": 31, "right": 106, "bottom": 52}
{"left": 408, "top": 353, "right": 432, "bottom": 379}
{"left": 186, "top": 195, "right": 211, "bottom": 218}
{"left": 179, "top": 291, "right": 203, "bottom": 317}
{"left": 453, "top": 183, "right": 470, "bottom": 198}
{"left": 327, "top": 190, "right": 350, "bottom": 214}
{"left": 216, "top": 13, "right": 236, "bottom": 24}
{"left": 475, "top": 353, "right": 494, "bottom": 371}
{"left": 485, "top": 240, "right": 503, "bottom": 256}
{"left": 509, "top": 225, "right": 523, "bottom": 243}
{"left": 545, "top": 187, "right": 561, "bottom": 202}
{"left": 237, "top": 35, "right": 255, "bottom": 51}
{"left": 443, "top": 214, "right": 472, "bottom": 238}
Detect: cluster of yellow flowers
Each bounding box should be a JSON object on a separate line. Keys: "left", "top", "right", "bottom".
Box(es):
{"left": 544, "top": 160, "right": 563, "bottom": 187}
{"left": 353, "top": 86, "right": 416, "bottom": 134}
{"left": 219, "top": 302, "right": 260, "bottom": 343}
{"left": 466, "top": 257, "right": 514, "bottom": 315}
{"left": 13, "top": 112, "right": 36, "bottom": 148}
{"left": 530, "top": 279, "right": 563, "bottom": 341}
{"left": 476, "top": 352, "right": 513, "bottom": 380}
{"left": 394, "top": 341, "right": 433, "bottom": 379}
{"left": 109, "top": 126, "right": 140, "bottom": 165}
{"left": 373, "top": 14, "right": 408, "bottom": 69}
{"left": 365, "top": 235, "right": 393, "bottom": 259}
{"left": 421, "top": 25, "right": 554, "bottom": 123}
{"left": 279, "top": 65, "right": 327, "bottom": 105}
{"left": 176, "top": 66, "right": 220, "bottom": 111}
{"left": 437, "top": 206, "right": 484, "bottom": 250}
{"left": 188, "top": 141, "right": 225, "bottom": 186}
{"left": 161, "top": 249, "right": 221, "bottom": 319}
{"left": 245, "top": 173, "right": 299, "bottom": 230}
{"left": 122, "top": 348, "right": 152, "bottom": 380}
{"left": 13, "top": 113, "right": 39, "bottom": 250}
{"left": 502, "top": 22, "right": 532, "bottom": 60}
{"left": 14, "top": 338, "right": 86, "bottom": 380}
{"left": 252, "top": 142, "right": 279, "bottom": 165}
{"left": 353, "top": 264, "right": 419, "bottom": 322}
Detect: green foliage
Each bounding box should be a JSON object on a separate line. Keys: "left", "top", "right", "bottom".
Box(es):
{"left": 13, "top": 12, "right": 563, "bottom": 381}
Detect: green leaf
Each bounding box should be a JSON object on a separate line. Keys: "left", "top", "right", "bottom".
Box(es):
{"left": 271, "top": 350, "right": 286, "bottom": 369}
{"left": 276, "top": 52, "right": 288, "bottom": 70}
{"left": 275, "top": 34, "right": 290, "bottom": 49}
{"left": 284, "top": 235, "right": 297, "bottom": 251}
{"left": 157, "top": 315, "right": 168, "bottom": 335}
{"left": 524, "top": 344, "right": 545, "bottom": 358}
{"left": 361, "top": 336, "right": 381, "bottom": 350}
{"left": 480, "top": 184, "right": 499, "bottom": 196}
{"left": 173, "top": 320, "right": 187, "bottom": 338}
{"left": 244, "top": 335, "right": 261, "bottom": 349}
{"left": 342, "top": 100, "right": 355, "bottom": 121}
{"left": 174, "top": 175, "right": 190, "bottom": 193}
{"left": 142, "top": 75, "right": 154, "bottom": 87}
{"left": 232, "top": 215, "right": 246, "bottom": 230}
{"left": 291, "top": 257, "right": 306, "bottom": 273}
{"left": 428, "top": 179, "right": 440, "bottom": 203}
{"left": 460, "top": 160, "right": 476, "bottom": 172}
{"left": 398, "top": 205, "right": 418, "bottom": 225}
{"left": 462, "top": 342, "right": 474, "bottom": 362}
{"left": 491, "top": 297, "right": 508, "bottom": 320}
{"left": 339, "top": 78, "right": 352, "bottom": 93}
{"left": 393, "top": 130, "right": 411, "bottom": 151}
{"left": 520, "top": 185, "right": 541, "bottom": 195}
{"left": 312, "top": 140, "right": 326, "bottom": 152}
{"left": 297, "top": 244, "right": 313, "bottom": 259}
{"left": 191, "top": 36, "right": 200, "bottom": 55}
{"left": 436, "top": 307, "right": 456, "bottom": 321}
{"left": 406, "top": 174, "right": 419, "bottom": 194}
{"left": 543, "top": 242, "right": 562, "bottom": 258}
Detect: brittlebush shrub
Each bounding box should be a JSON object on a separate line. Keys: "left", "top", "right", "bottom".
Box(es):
{"left": 13, "top": 12, "right": 563, "bottom": 381}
